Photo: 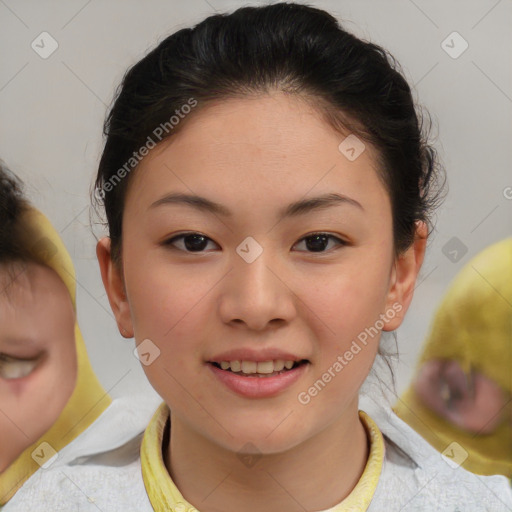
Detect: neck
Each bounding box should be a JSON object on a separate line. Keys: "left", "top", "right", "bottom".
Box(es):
{"left": 165, "top": 400, "right": 369, "bottom": 512}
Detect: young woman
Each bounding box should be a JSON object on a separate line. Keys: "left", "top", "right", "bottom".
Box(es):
{"left": 7, "top": 3, "right": 512, "bottom": 510}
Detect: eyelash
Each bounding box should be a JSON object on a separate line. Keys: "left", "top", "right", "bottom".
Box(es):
{"left": 163, "top": 232, "right": 347, "bottom": 254}
{"left": 0, "top": 353, "right": 43, "bottom": 380}
{"left": 0, "top": 353, "right": 41, "bottom": 363}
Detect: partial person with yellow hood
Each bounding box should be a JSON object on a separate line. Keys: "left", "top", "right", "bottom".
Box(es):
{"left": 0, "top": 163, "right": 111, "bottom": 504}
{"left": 394, "top": 237, "right": 512, "bottom": 479}
{"left": 0, "top": 163, "right": 161, "bottom": 508}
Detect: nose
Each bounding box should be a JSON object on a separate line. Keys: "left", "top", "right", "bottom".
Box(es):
{"left": 217, "top": 247, "right": 297, "bottom": 331}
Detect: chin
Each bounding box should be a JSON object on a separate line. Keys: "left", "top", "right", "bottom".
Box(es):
{"left": 220, "top": 420, "right": 309, "bottom": 456}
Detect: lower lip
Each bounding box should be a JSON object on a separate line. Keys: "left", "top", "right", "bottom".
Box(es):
{"left": 207, "top": 362, "right": 309, "bottom": 398}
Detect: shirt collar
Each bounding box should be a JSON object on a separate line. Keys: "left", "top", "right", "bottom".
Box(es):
{"left": 141, "top": 402, "right": 385, "bottom": 512}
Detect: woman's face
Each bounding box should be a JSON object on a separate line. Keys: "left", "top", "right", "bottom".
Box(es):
{"left": 99, "top": 92, "right": 424, "bottom": 454}
{"left": 0, "top": 262, "right": 77, "bottom": 472}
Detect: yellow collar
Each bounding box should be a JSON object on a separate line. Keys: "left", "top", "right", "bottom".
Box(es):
{"left": 141, "top": 403, "right": 385, "bottom": 512}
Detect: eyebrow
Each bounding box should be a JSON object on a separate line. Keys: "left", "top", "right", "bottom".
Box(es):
{"left": 149, "top": 192, "right": 364, "bottom": 219}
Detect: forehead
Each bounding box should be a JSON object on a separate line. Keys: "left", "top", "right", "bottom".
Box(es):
{"left": 0, "top": 261, "right": 29, "bottom": 296}
{"left": 0, "top": 262, "right": 65, "bottom": 306}
{"left": 141, "top": 92, "right": 376, "bottom": 166}
{"left": 126, "top": 92, "right": 389, "bottom": 220}
{"left": 0, "top": 262, "right": 75, "bottom": 356}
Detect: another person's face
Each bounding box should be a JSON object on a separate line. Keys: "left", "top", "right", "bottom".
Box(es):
{"left": 414, "top": 359, "right": 511, "bottom": 434}
{"left": 100, "top": 93, "right": 420, "bottom": 454}
{"left": 0, "top": 262, "right": 77, "bottom": 472}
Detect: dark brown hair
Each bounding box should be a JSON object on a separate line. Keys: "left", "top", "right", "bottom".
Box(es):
{"left": 0, "top": 162, "right": 30, "bottom": 266}
{"left": 94, "top": 2, "right": 444, "bottom": 266}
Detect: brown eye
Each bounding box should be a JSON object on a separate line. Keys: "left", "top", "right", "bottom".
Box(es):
{"left": 164, "top": 233, "right": 220, "bottom": 253}
{"left": 293, "top": 233, "right": 346, "bottom": 253}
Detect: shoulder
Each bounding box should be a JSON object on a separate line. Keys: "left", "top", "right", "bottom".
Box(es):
{"left": 49, "top": 391, "right": 163, "bottom": 466}
{"left": 4, "top": 392, "right": 163, "bottom": 512}
{"left": 4, "top": 459, "right": 152, "bottom": 512}
{"left": 360, "top": 395, "right": 512, "bottom": 512}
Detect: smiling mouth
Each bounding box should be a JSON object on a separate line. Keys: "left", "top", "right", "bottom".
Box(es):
{"left": 209, "top": 359, "right": 309, "bottom": 378}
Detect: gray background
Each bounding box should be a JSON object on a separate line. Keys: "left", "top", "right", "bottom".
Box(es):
{"left": 1, "top": 0, "right": 511, "bottom": 401}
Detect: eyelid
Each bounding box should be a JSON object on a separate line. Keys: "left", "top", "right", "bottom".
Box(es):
{"left": 0, "top": 353, "right": 44, "bottom": 380}
{"left": 164, "top": 232, "right": 221, "bottom": 251}
{"left": 0, "top": 352, "right": 43, "bottom": 363}
{"left": 163, "top": 231, "right": 348, "bottom": 253}
{"left": 165, "top": 231, "right": 211, "bottom": 239}
{"left": 292, "top": 232, "right": 348, "bottom": 250}
{"left": 298, "top": 231, "right": 347, "bottom": 242}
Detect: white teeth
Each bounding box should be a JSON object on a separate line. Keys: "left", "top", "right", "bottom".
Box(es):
{"left": 241, "top": 361, "right": 257, "bottom": 374}
{"left": 216, "top": 359, "right": 298, "bottom": 374}
{"left": 274, "top": 360, "right": 285, "bottom": 371}
{"left": 256, "top": 361, "right": 274, "bottom": 374}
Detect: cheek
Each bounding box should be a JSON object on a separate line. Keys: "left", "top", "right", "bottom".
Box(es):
{"left": 39, "top": 311, "right": 78, "bottom": 394}
{"left": 293, "top": 265, "right": 389, "bottom": 399}
{"left": 126, "top": 256, "right": 218, "bottom": 397}
{"left": 127, "top": 257, "right": 217, "bottom": 341}
{"left": 300, "top": 258, "right": 392, "bottom": 346}
{"left": 461, "top": 375, "right": 507, "bottom": 433}
{"left": 0, "top": 354, "right": 73, "bottom": 450}
{"left": 31, "top": 342, "right": 77, "bottom": 414}
{"left": 29, "top": 329, "right": 77, "bottom": 424}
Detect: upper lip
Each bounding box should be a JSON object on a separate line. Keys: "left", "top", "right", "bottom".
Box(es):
{"left": 208, "top": 348, "right": 308, "bottom": 363}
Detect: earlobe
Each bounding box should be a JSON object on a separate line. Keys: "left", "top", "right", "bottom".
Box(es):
{"left": 96, "top": 237, "right": 134, "bottom": 338}
{"left": 383, "top": 221, "right": 427, "bottom": 331}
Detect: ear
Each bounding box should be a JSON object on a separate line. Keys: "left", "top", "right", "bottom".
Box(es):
{"left": 383, "top": 221, "right": 427, "bottom": 331}
{"left": 96, "top": 237, "right": 134, "bottom": 338}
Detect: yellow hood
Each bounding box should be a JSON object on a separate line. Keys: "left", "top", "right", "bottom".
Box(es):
{"left": 394, "top": 237, "right": 512, "bottom": 477}
{"left": 0, "top": 207, "right": 112, "bottom": 504}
